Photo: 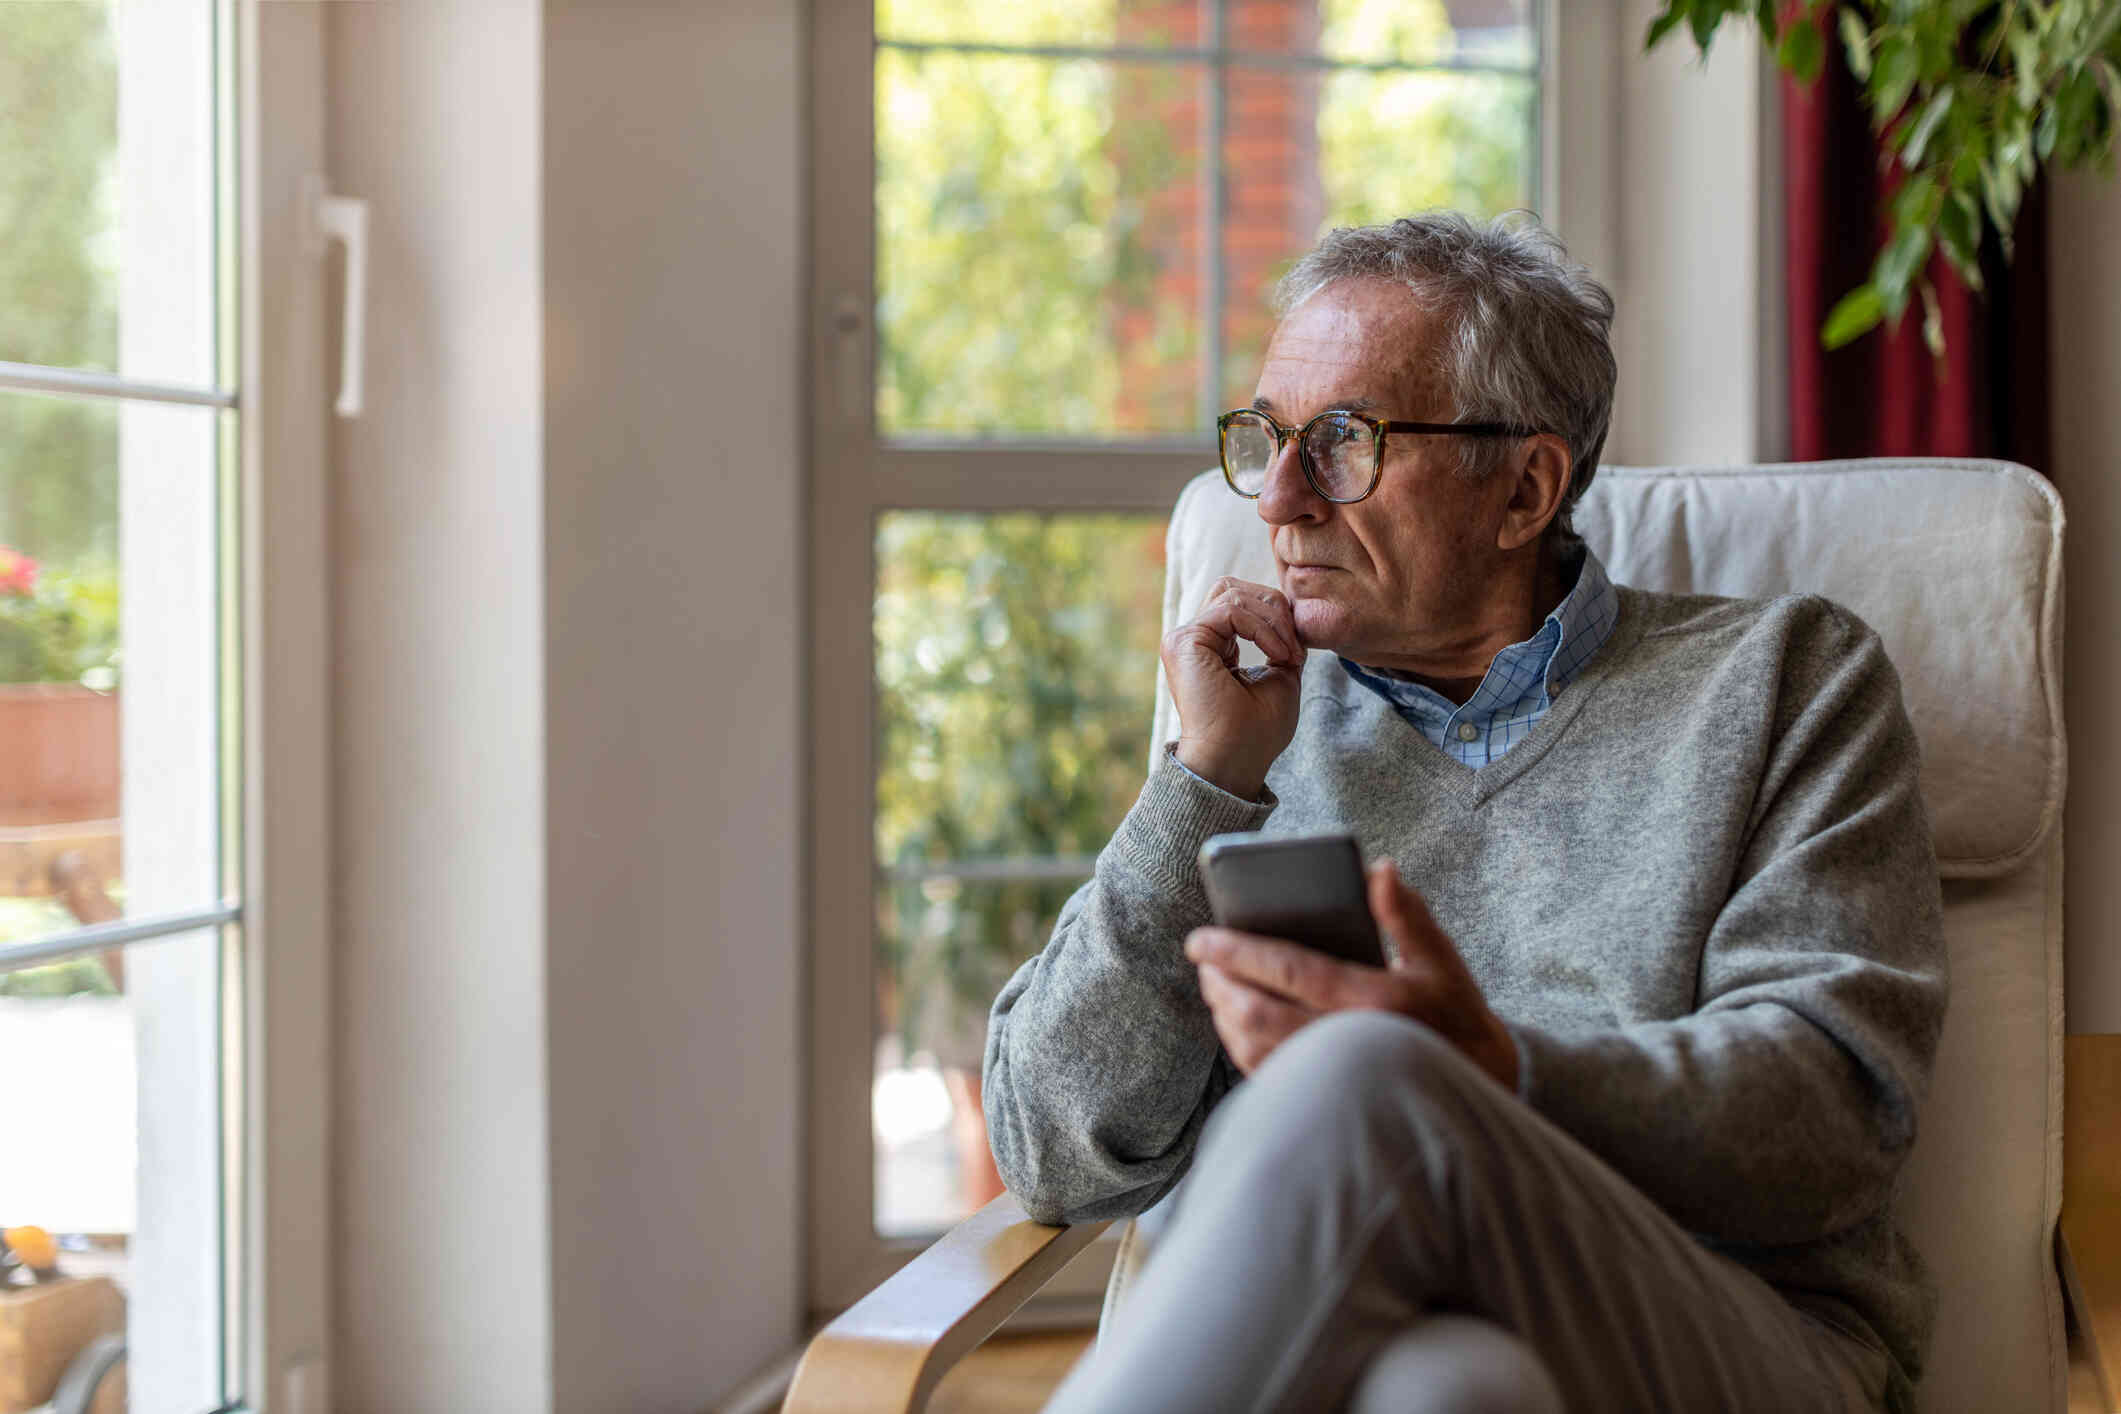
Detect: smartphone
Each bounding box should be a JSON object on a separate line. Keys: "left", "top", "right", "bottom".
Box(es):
{"left": 1196, "top": 831, "right": 1388, "bottom": 968}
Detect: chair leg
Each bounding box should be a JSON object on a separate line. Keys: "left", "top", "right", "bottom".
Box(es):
{"left": 49, "top": 849, "right": 124, "bottom": 990}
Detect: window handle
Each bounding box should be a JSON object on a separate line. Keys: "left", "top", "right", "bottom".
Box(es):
{"left": 833, "top": 294, "right": 866, "bottom": 421}
{"left": 303, "top": 175, "right": 369, "bottom": 418}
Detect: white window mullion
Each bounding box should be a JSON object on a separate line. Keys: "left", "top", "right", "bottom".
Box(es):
{"left": 115, "top": 0, "right": 225, "bottom": 1403}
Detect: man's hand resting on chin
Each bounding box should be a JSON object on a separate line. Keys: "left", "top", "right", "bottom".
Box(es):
{"left": 1162, "top": 576, "right": 1305, "bottom": 801}
{"left": 1186, "top": 858, "right": 1521, "bottom": 1091}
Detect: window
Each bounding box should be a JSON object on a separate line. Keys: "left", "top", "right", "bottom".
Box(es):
{"left": 811, "top": 0, "right": 1597, "bottom": 1312}
{"left": 0, "top": 2, "right": 245, "bottom": 1406}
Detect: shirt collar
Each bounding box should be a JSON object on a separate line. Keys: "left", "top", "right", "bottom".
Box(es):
{"left": 1339, "top": 544, "right": 1620, "bottom": 724}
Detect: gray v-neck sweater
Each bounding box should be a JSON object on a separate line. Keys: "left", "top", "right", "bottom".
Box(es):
{"left": 984, "top": 585, "right": 1947, "bottom": 1394}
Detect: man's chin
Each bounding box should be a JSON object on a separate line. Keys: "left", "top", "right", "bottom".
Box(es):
{"left": 1291, "top": 599, "right": 1355, "bottom": 655}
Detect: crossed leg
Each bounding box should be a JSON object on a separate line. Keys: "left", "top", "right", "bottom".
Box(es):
{"left": 1040, "top": 1011, "right": 1892, "bottom": 1414}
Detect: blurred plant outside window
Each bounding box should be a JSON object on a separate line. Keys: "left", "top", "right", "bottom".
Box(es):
{"left": 867, "top": 0, "right": 1542, "bottom": 1237}
{"left": 0, "top": 2, "right": 239, "bottom": 1409}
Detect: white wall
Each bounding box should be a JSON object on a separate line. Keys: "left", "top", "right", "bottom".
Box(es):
{"left": 541, "top": 2, "right": 803, "bottom": 1407}
{"left": 327, "top": 2, "right": 805, "bottom": 1408}
{"left": 2052, "top": 169, "right": 2121, "bottom": 1034}
{"left": 327, "top": 2, "right": 553, "bottom": 1409}
{"left": 1605, "top": 0, "right": 1771, "bottom": 467}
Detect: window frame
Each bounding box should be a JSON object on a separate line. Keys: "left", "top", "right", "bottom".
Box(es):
{"left": 806, "top": 0, "right": 1618, "bottom": 1318}
{"left": 0, "top": 5, "right": 335, "bottom": 1408}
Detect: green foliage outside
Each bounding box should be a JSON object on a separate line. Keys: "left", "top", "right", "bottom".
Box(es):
{"left": 875, "top": 44, "right": 1197, "bottom": 437}
{"left": 871, "top": 0, "right": 1537, "bottom": 1066}
{"left": 1647, "top": 0, "right": 2119, "bottom": 353}
{"left": 875, "top": 513, "right": 1166, "bottom": 1066}
{"left": 0, "top": 556, "right": 120, "bottom": 687}
{"left": 0, "top": 3, "right": 119, "bottom": 575}
{"left": 0, "top": 7, "right": 123, "bottom": 998}
{"left": 876, "top": 0, "right": 1534, "bottom": 440}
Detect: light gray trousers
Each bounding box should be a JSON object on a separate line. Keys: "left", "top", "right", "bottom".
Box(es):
{"left": 1040, "top": 1012, "right": 1893, "bottom": 1414}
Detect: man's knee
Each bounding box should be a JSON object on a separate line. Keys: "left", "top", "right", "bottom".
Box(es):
{"left": 1345, "top": 1316, "right": 1566, "bottom": 1414}
{"left": 1197, "top": 1011, "right": 1502, "bottom": 1185}
{"left": 1243, "top": 1010, "right": 1492, "bottom": 1124}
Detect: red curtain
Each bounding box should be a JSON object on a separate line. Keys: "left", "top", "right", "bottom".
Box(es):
{"left": 1782, "top": 38, "right": 2051, "bottom": 469}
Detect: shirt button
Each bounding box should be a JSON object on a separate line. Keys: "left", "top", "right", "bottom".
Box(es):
{"left": 1456, "top": 722, "right": 1480, "bottom": 743}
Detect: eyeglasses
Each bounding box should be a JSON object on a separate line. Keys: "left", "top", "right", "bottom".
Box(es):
{"left": 1216, "top": 408, "right": 1541, "bottom": 504}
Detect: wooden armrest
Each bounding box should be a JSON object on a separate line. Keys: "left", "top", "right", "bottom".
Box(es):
{"left": 2064, "top": 1034, "right": 2121, "bottom": 1414}
{"left": 784, "top": 1193, "right": 1112, "bottom": 1414}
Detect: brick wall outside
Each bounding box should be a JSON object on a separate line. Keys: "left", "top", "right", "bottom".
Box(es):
{"left": 1110, "top": 0, "right": 1324, "bottom": 432}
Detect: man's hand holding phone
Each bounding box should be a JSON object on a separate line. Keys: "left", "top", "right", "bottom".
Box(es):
{"left": 1162, "top": 576, "right": 1305, "bottom": 801}
{"left": 1187, "top": 853, "right": 1520, "bottom": 1092}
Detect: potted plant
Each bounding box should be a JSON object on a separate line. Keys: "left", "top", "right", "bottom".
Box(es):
{"left": 0, "top": 546, "right": 120, "bottom": 829}
{"left": 1647, "top": 0, "right": 2120, "bottom": 351}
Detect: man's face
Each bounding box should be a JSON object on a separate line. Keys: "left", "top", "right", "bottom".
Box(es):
{"left": 1249, "top": 278, "right": 1519, "bottom": 663}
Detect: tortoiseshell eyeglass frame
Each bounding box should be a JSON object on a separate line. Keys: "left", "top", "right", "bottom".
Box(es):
{"left": 1215, "top": 407, "right": 1542, "bottom": 504}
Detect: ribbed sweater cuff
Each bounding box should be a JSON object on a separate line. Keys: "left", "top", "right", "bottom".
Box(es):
{"left": 1111, "top": 744, "right": 1277, "bottom": 906}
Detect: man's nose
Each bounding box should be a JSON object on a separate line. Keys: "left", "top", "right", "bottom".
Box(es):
{"left": 1256, "top": 436, "right": 1325, "bottom": 527}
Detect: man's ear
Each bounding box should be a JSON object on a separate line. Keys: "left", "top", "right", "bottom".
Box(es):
{"left": 1495, "top": 433, "right": 1572, "bottom": 553}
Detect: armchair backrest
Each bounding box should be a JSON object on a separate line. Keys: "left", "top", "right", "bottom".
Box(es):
{"left": 1141, "top": 458, "right": 2068, "bottom": 1413}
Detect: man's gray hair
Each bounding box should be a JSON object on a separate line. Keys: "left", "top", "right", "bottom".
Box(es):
{"left": 1274, "top": 211, "right": 1616, "bottom": 546}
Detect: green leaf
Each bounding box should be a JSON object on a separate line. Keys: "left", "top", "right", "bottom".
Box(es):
{"left": 1875, "top": 219, "right": 1935, "bottom": 316}
{"left": 1915, "top": 10, "right": 1956, "bottom": 82}
{"left": 1645, "top": 5, "right": 1688, "bottom": 50}
{"left": 1937, "top": 189, "right": 1984, "bottom": 289}
{"left": 1840, "top": 7, "right": 1875, "bottom": 80}
{"left": 1822, "top": 284, "right": 1887, "bottom": 348}
{"left": 1690, "top": 2, "right": 1722, "bottom": 50}
{"left": 1891, "top": 171, "right": 1943, "bottom": 227}
{"left": 1995, "top": 102, "right": 2035, "bottom": 175}
{"left": 1779, "top": 16, "right": 1827, "bottom": 81}
{"left": 1919, "top": 279, "right": 1946, "bottom": 358}
{"left": 2037, "top": 100, "right": 2062, "bottom": 158}
{"left": 1902, "top": 87, "right": 1954, "bottom": 167}
{"left": 1871, "top": 33, "right": 1922, "bottom": 121}
{"left": 1950, "top": 132, "right": 1986, "bottom": 189}
{"left": 1978, "top": 156, "right": 2024, "bottom": 242}
{"left": 2056, "top": 65, "right": 2102, "bottom": 162}
{"left": 2009, "top": 29, "right": 2044, "bottom": 108}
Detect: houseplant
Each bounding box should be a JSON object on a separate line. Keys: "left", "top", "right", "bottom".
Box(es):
{"left": 0, "top": 547, "right": 120, "bottom": 828}
{"left": 1647, "top": 0, "right": 2120, "bottom": 351}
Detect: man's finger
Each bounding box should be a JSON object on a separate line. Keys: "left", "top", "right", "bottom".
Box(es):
{"left": 1204, "top": 579, "right": 1303, "bottom": 665}
{"left": 1188, "top": 927, "right": 1364, "bottom": 1007}
{"left": 1193, "top": 591, "right": 1302, "bottom": 667}
{"left": 1197, "top": 963, "right": 1314, "bottom": 1073}
{"left": 1369, "top": 859, "right": 1474, "bottom": 983}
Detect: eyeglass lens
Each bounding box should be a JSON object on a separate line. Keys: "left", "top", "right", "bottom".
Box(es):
{"left": 1222, "top": 410, "right": 1377, "bottom": 501}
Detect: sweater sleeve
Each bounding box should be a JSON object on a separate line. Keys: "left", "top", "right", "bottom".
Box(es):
{"left": 1506, "top": 602, "right": 1948, "bottom": 1247}
{"left": 982, "top": 746, "right": 1271, "bottom": 1226}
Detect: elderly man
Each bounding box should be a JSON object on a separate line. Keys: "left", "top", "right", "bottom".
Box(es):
{"left": 982, "top": 213, "right": 1944, "bottom": 1414}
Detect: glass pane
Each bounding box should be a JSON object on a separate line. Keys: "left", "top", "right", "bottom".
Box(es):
{"left": 0, "top": 391, "right": 223, "bottom": 951}
{"left": 0, "top": 1, "right": 218, "bottom": 388}
{"left": 1236, "top": 0, "right": 1536, "bottom": 69}
{"left": 0, "top": 926, "right": 225, "bottom": 1412}
{"left": 876, "top": 49, "right": 1206, "bottom": 440}
{"left": 1219, "top": 65, "right": 1536, "bottom": 405}
{"left": 873, "top": 512, "right": 1167, "bottom": 1235}
{"left": 877, "top": 0, "right": 1204, "bottom": 51}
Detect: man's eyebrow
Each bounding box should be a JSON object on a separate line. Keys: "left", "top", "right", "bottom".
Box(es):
{"left": 1251, "top": 394, "right": 1383, "bottom": 415}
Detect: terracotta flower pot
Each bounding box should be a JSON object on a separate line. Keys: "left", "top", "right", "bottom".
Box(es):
{"left": 0, "top": 686, "right": 120, "bottom": 828}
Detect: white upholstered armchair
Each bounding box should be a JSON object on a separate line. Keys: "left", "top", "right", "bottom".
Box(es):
{"left": 787, "top": 458, "right": 2079, "bottom": 1414}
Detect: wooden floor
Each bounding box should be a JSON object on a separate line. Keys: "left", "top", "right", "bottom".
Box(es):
{"left": 815, "top": 1325, "right": 2112, "bottom": 1413}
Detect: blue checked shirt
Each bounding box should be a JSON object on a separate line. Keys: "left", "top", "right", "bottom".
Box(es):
{"left": 1339, "top": 546, "right": 1620, "bottom": 768}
